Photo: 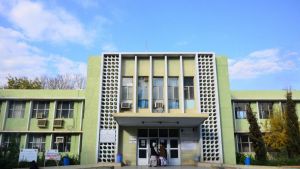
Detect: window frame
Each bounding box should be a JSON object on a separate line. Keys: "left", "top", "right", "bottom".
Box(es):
{"left": 184, "top": 77, "right": 194, "bottom": 100}
{"left": 234, "top": 102, "right": 249, "bottom": 119}
{"left": 52, "top": 135, "right": 71, "bottom": 152}
{"left": 168, "top": 77, "right": 179, "bottom": 109}
{"left": 2, "top": 133, "right": 20, "bottom": 148}
{"left": 121, "top": 77, "right": 133, "bottom": 101}
{"left": 138, "top": 77, "right": 149, "bottom": 108}
{"left": 237, "top": 134, "right": 253, "bottom": 152}
{"left": 258, "top": 102, "right": 273, "bottom": 119}
{"left": 27, "top": 134, "right": 46, "bottom": 152}
{"left": 55, "top": 101, "right": 74, "bottom": 119}
{"left": 31, "top": 101, "right": 50, "bottom": 118}
{"left": 8, "top": 101, "right": 26, "bottom": 118}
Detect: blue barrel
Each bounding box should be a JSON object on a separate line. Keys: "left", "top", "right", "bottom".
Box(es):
{"left": 244, "top": 156, "right": 251, "bottom": 165}
{"left": 63, "top": 157, "right": 70, "bottom": 166}
{"left": 116, "top": 153, "right": 122, "bottom": 163}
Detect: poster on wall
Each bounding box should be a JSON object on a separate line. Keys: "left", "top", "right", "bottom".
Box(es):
{"left": 181, "top": 141, "right": 197, "bottom": 150}
{"left": 100, "top": 129, "right": 116, "bottom": 143}
{"left": 45, "top": 149, "right": 61, "bottom": 161}
{"left": 18, "top": 149, "right": 38, "bottom": 162}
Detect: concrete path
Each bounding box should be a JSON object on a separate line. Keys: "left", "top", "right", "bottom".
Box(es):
{"left": 116, "top": 166, "right": 209, "bottom": 169}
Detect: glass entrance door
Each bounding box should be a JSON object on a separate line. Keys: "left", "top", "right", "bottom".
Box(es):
{"left": 137, "top": 129, "right": 180, "bottom": 166}
{"left": 137, "top": 138, "right": 148, "bottom": 165}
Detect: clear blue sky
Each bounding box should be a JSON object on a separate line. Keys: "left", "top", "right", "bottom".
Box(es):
{"left": 0, "top": 0, "right": 299, "bottom": 90}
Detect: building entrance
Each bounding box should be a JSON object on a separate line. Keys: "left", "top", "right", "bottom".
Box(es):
{"left": 137, "top": 128, "right": 180, "bottom": 166}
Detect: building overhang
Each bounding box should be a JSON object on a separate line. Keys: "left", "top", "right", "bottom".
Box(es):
{"left": 113, "top": 113, "right": 209, "bottom": 127}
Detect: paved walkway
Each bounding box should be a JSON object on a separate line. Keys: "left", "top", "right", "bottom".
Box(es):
{"left": 116, "top": 166, "right": 209, "bottom": 169}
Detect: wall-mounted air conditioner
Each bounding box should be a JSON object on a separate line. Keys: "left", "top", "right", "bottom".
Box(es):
{"left": 37, "top": 119, "right": 47, "bottom": 128}
{"left": 53, "top": 119, "right": 64, "bottom": 128}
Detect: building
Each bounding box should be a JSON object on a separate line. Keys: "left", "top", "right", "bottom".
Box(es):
{"left": 0, "top": 52, "right": 299, "bottom": 166}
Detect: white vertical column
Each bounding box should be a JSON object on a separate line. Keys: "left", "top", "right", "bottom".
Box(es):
{"left": 195, "top": 53, "right": 201, "bottom": 113}
{"left": 26, "top": 101, "right": 32, "bottom": 130}
{"left": 134, "top": 56, "right": 138, "bottom": 113}
{"left": 149, "top": 56, "right": 153, "bottom": 113}
{"left": 164, "top": 55, "right": 169, "bottom": 113}
{"left": 180, "top": 55, "right": 185, "bottom": 113}
{"left": 1, "top": 101, "right": 8, "bottom": 130}
{"left": 115, "top": 54, "right": 122, "bottom": 161}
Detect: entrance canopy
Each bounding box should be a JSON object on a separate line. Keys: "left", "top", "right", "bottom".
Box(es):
{"left": 113, "top": 113, "right": 208, "bottom": 127}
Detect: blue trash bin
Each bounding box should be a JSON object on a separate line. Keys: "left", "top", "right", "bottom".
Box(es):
{"left": 244, "top": 156, "right": 251, "bottom": 165}
{"left": 116, "top": 153, "right": 122, "bottom": 163}
{"left": 63, "top": 156, "right": 70, "bottom": 166}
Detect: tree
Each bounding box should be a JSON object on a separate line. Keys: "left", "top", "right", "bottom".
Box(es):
{"left": 285, "top": 91, "right": 300, "bottom": 158}
{"left": 246, "top": 104, "right": 267, "bottom": 162}
{"left": 263, "top": 110, "right": 287, "bottom": 152}
{"left": 6, "top": 76, "right": 42, "bottom": 89}
{"left": 40, "top": 74, "right": 86, "bottom": 89}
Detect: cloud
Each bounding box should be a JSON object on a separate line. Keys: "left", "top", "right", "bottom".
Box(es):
{"left": 0, "top": 26, "right": 86, "bottom": 86}
{"left": 1, "top": 0, "right": 92, "bottom": 45}
{"left": 229, "top": 48, "right": 298, "bottom": 79}
{"left": 101, "top": 43, "right": 117, "bottom": 52}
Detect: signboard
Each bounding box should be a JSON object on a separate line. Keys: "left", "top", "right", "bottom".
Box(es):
{"left": 18, "top": 149, "right": 38, "bottom": 162}
{"left": 100, "top": 129, "right": 116, "bottom": 143}
{"left": 45, "top": 149, "right": 61, "bottom": 161}
{"left": 129, "top": 136, "right": 137, "bottom": 144}
{"left": 181, "top": 141, "right": 197, "bottom": 150}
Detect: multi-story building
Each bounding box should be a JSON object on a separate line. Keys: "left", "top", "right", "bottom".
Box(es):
{"left": 0, "top": 52, "right": 299, "bottom": 166}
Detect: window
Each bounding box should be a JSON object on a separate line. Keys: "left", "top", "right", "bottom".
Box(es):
{"left": 184, "top": 77, "right": 194, "bottom": 109}
{"left": 184, "top": 77, "right": 194, "bottom": 100}
{"left": 28, "top": 134, "right": 46, "bottom": 152}
{"left": 2, "top": 133, "right": 20, "bottom": 147}
{"left": 234, "top": 102, "right": 249, "bottom": 119}
{"left": 281, "top": 102, "right": 287, "bottom": 113}
{"left": 121, "top": 77, "right": 133, "bottom": 101}
{"left": 168, "top": 77, "right": 179, "bottom": 109}
{"left": 153, "top": 77, "right": 164, "bottom": 112}
{"left": 52, "top": 135, "right": 71, "bottom": 152}
{"left": 138, "top": 77, "right": 149, "bottom": 108}
{"left": 32, "top": 101, "right": 50, "bottom": 118}
{"left": 237, "top": 134, "right": 253, "bottom": 152}
{"left": 55, "top": 101, "right": 74, "bottom": 118}
{"left": 8, "top": 101, "right": 26, "bottom": 118}
{"left": 259, "top": 102, "right": 273, "bottom": 119}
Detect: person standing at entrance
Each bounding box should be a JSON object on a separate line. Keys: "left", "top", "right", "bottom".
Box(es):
{"left": 159, "top": 144, "right": 167, "bottom": 166}
{"left": 149, "top": 142, "right": 158, "bottom": 167}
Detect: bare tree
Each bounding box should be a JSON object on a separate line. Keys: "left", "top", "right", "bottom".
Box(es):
{"left": 40, "top": 74, "right": 86, "bottom": 89}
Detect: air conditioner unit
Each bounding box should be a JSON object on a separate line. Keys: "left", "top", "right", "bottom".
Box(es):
{"left": 53, "top": 119, "right": 64, "bottom": 128}
{"left": 55, "top": 137, "right": 64, "bottom": 143}
{"left": 154, "top": 101, "right": 164, "bottom": 108}
{"left": 37, "top": 119, "right": 47, "bottom": 128}
{"left": 36, "top": 113, "right": 44, "bottom": 119}
{"left": 121, "top": 102, "right": 132, "bottom": 109}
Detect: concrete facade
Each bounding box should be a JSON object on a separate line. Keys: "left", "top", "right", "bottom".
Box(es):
{"left": 0, "top": 52, "right": 299, "bottom": 166}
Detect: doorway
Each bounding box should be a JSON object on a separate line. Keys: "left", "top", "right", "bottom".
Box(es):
{"left": 137, "top": 128, "right": 180, "bottom": 166}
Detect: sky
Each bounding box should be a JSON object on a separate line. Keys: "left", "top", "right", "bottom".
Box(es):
{"left": 0, "top": 0, "right": 299, "bottom": 90}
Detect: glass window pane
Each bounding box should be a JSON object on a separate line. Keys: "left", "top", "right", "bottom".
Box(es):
{"left": 139, "top": 150, "right": 147, "bottom": 158}
{"left": 170, "top": 150, "right": 178, "bottom": 158}
{"left": 122, "top": 77, "right": 133, "bottom": 86}
{"left": 128, "top": 87, "right": 133, "bottom": 100}
{"left": 169, "top": 129, "right": 179, "bottom": 137}
{"left": 174, "top": 87, "right": 179, "bottom": 99}
{"left": 184, "top": 77, "right": 194, "bottom": 86}
{"left": 138, "top": 129, "right": 148, "bottom": 137}
{"left": 189, "top": 87, "right": 194, "bottom": 99}
{"left": 184, "top": 87, "right": 189, "bottom": 99}
{"left": 139, "top": 139, "right": 147, "bottom": 148}
{"left": 159, "top": 129, "right": 168, "bottom": 137}
{"left": 149, "top": 129, "right": 158, "bottom": 137}
{"left": 170, "top": 139, "right": 178, "bottom": 148}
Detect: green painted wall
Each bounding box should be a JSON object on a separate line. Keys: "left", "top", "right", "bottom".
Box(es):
{"left": 119, "top": 127, "right": 137, "bottom": 165}
{"left": 138, "top": 58, "right": 150, "bottom": 76}
{"left": 216, "top": 57, "right": 236, "bottom": 164}
{"left": 153, "top": 58, "right": 165, "bottom": 76}
{"left": 81, "top": 56, "right": 101, "bottom": 164}
{"left": 122, "top": 58, "right": 135, "bottom": 76}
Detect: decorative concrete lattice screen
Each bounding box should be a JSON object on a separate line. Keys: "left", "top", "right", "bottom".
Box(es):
{"left": 197, "top": 54, "right": 222, "bottom": 162}
{"left": 98, "top": 54, "right": 120, "bottom": 162}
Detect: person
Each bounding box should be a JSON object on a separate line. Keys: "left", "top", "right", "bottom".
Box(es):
{"left": 29, "top": 160, "right": 39, "bottom": 169}
{"left": 159, "top": 144, "right": 167, "bottom": 166}
{"left": 149, "top": 142, "right": 158, "bottom": 167}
